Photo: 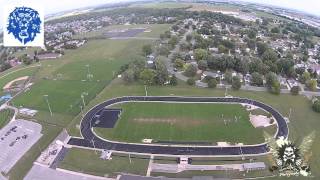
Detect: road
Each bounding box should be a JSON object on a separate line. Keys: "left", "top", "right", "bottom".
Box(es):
{"left": 68, "top": 96, "right": 288, "bottom": 156}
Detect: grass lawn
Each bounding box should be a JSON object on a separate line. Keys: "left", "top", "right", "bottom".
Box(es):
{"left": 12, "top": 38, "right": 156, "bottom": 121}
{"left": 130, "top": 2, "right": 192, "bottom": 9}
{"left": 95, "top": 102, "right": 264, "bottom": 144}
{"left": 74, "top": 24, "right": 171, "bottom": 39}
{"left": 0, "top": 109, "right": 14, "bottom": 129}
{"left": 59, "top": 148, "right": 149, "bottom": 178}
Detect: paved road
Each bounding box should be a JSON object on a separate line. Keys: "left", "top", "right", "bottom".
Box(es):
{"left": 68, "top": 96, "right": 288, "bottom": 156}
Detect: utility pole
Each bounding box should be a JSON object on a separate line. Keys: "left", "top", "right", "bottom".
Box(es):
{"left": 43, "top": 95, "right": 52, "bottom": 116}
{"left": 144, "top": 85, "right": 148, "bottom": 96}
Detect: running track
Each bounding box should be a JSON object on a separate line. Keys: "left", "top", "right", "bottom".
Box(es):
{"left": 68, "top": 96, "right": 289, "bottom": 156}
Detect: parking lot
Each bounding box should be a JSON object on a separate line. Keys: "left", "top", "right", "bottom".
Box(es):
{"left": 0, "top": 119, "right": 42, "bottom": 173}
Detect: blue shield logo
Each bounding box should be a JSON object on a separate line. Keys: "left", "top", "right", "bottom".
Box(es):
{"left": 7, "top": 7, "right": 42, "bottom": 45}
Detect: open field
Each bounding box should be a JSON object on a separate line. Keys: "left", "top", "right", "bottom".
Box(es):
{"left": 12, "top": 38, "right": 156, "bottom": 119}
{"left": 74, "top": 24, "right": 171, "bottom": 39}
{"left": 130, "top": 2, "right": 191, "bottom": 9}
{"left": 59, "top": 148, "right": 149, "bottom": 178}
{"left": 0, "top": 109, "right": 14, "bottom": 129}
{"left": 95, "top": 102, "right": 264, "bottom": 144}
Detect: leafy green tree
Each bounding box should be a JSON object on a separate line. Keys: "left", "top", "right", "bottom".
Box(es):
{"left": 122, "top": 69, "right": 135, "bottom": 84}
{"left": 154, "top": 58, "right": 169, "bottom": 85}
{"left": 271, "top": 27, "right": 280, "bottom": 33}
{"left": 306, "top": 79, "right": 317, "bottom": 91}
{"left": 184, "top": 64, "right": 197, "bottom": 77}
{"left": 312, "top": 99, "right": 320, "bottom": 113}
{"left": 290, "top": 86, "right": 300, "bottom": 95}
{"left": 224, "top": 71, "right": 233, "bottom": 84}
{"left": 265, "top": 72, "right": 278, "bottom": 88}
{"left": 270, "top": 81, "right": 281, "bottom": 95}
{"left": 194, "top": 48, "right": 208, "bottom": 61}
{"left": 231, "top": 76, "right": 242, "bottom": 90}
{"left": 208, "top": 78, "right": 217, "bottom": 88}
{"left": 170, "top": 75, "right": 178, "bottom": 86}
{"left": 262, "top": 49, "right": 278, "bottom": 63}
{"left": 251, "top": 72, "right": 264, "bottom": 86}
{"left": 197, "top": 60, "right": 208, "bottom": 71}
{"left": 142, "top": 44, "right": 152, "bottom": 56}
{"left": 256, "top": 42, "right": 268, "bottom": 56}
{"left": 300, "top": 71, "right": 311, "bottom": 83}
{"left": 187, "top": 78, "right": 196, "bottom": 86}
{"left": 174, "top": 58, "right": 185, "bottom": 69}
{"left": 20, "top": 54, "right": 32, "bottom": 65}
{"left": 139, "top": 69, "right": 155, "bottom": 85}
{"left": 186, "top": 34, "right": 192, "bottom": 42}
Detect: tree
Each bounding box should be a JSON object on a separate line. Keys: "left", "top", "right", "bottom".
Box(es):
{"left": 197, "top": 60, "right": 208, "bottom": 71}
{"left": 270, "top": 81, "right": 281, "bottom": 95}
{"left": 157, "top": 45, "right": 170, "bottom": 57}
{"left": 271, "top": 27, "right": 280, "bottom": 33}
{"left": 208, "top": 78, "right": 217, "bottom": 88}
{"left": 265, "top": 72, "right": 278, "bottom": 88}
{"left": 187, "top": 78, "right": 195, "bottom": 86}
{"left": 312, "top": 99, "right": 320, "bottom": 113}
{"left": 139, "top": 69, "right": 155, "bottom": 85}
{"left": 231, "top": 76, "right": 242, "bottom": 90}
{"left": 154, "top": 58, "right": 169, "bottom": 85}
{"left": 186, "top": 34, "right": 192, "bottom": 42}
{"left": 142, "top": 44, "right": 152, "bottom": 56}
{"left": 170, "top": 75, "right": 178, "bottom": 86}
{"left": 256, "top": 42, "right": 268, "bottom": 56}
{"left": 290, "top": 86, "right": 300, "bottom": 95}
{"left": 306, "top": 79, "right": 317, "bottom": 91}
{"left": 194, "top": 48, "right": 208, "bottom": 62}
{"left": 224, "top": 71, "right": 233, "bottom": 84}
{"left": 122, "top": 69, "right": 135, "bottom": 84}
{"left": 262, "top": 49, "right": 278, "bottom": 63}
{"left": 168, "top": 35, "right": 179, "bottom": 48}
{"left": 20, "top": 54, "right": 32, "bottom": 65}
{"left": 247, "top": 29, "right": 257, "bottom": 39}
{"left": 251, "top": 72, "right": 264, "bottom": 86}
{"left": 184, "top": 64, "right": 197, "bottom": 77}
{"left": 218, "top": 44, "right": 228, "bottom": 54}
{"left": 174, "top": 58, "right": 185, "bottom": 69}
{"left": 300, "top": 71, "right": 311, "bottom": 83}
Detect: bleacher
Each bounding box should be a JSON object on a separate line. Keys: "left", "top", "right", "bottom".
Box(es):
{"left": 92, "top": 108, "right": 122, "bottom": 128}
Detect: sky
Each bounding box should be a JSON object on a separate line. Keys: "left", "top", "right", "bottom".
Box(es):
{"left": 0, "top": 0, "right": 319, "bottom": 30}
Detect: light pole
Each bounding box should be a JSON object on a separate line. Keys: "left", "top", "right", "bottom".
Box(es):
{"left": 81, "top": 92, "right": 88, "bottom": 107}
{"left": 144, "top": 85, "right": 148, "bottom": 96}
{"left": 43, "top": 95, "right": 53, "bottom": 116}
{"left": 86, "top": 64, "right": 93, "bottom": 81}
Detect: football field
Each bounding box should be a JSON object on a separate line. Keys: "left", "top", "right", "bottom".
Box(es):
{"left": 95, "top": 102, "right": 265, "bottom": 144}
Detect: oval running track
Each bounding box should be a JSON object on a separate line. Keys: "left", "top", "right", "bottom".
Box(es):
{"left": 68, "top": 96, "right": 288, "bottom": 156}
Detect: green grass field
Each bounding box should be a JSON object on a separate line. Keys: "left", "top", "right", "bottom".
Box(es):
{"left": 12, "top": 38, "right": 158, "bottom": 119}
{"left": 59, "top": 148, "right": 149, "bottom": 178}
{"left": 0, "top": 109, "right": 14, "bottom": 129}
{"left": 74, "top": 24, "right": 171, "bottom": 39}
{"left": 95, "top": 102, "right": 264, "bottom": 144}
{"left": 130, "top": 2, "right": 191, "bottom": 9}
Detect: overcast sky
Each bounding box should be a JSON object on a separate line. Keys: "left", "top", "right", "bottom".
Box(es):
{"left": 0, "top": 0, "right": 320, "bottom": 30}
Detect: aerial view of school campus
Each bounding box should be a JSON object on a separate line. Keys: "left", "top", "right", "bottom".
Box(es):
{"left": 0, "top": 0, "right": 320, "bottom": 179}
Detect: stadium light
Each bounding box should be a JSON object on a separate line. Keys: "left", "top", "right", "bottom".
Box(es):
{"left": 43, "top": 95, "right": 53, "bottom": 116}
{"left": 81, "top": 92, "right": 88, "bottom": 107}
{"left": 144, "top": 85, "right": 148, "bottom": 96}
